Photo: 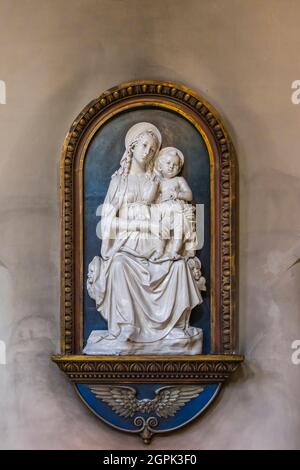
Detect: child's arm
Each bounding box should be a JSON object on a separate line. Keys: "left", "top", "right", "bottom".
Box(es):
{"left": 177, "top": 177, "right": 193, "bottom": 202}
{"left": 144, "top": 176, "right": 160, "bottom": 203}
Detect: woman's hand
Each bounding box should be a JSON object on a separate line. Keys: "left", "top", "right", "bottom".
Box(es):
{"left": 145, "top": 177, "right": 160, "bottom": 203}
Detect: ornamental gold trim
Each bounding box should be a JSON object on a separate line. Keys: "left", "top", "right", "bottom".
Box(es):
{"left": 58, "top": 80, "right": 239, "bottom": 369}
{"left": 51, "top": 354, "right": 243, "bottom": 384}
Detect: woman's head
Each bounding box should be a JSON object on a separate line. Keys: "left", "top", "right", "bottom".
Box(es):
{"left": 118, "top": 123, "right": 162, "bottom": 176}
{"left": 130, "top": 130, "right": 159, "bottom": 168}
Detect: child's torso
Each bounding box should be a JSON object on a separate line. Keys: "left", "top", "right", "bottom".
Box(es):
{"left": 160, "top": 177, "right": 180, "bottom": 196}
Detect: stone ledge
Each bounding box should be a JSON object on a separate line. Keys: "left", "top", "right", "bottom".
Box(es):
{"left": 51, "top": 354, "right": 244, "bottom": 384}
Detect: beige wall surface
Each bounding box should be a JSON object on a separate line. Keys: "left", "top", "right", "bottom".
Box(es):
{"left": 0, "top": 0, "right": 300, "bottom": 450}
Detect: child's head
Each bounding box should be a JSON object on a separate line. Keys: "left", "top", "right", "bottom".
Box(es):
{"left": 157, "top": 147, "right": 184, "bottom": 179}
{"left": 188, "top": 257, "right": 202, "bottom": 280}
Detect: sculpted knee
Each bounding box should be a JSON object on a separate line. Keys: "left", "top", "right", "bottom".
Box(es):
{"left": 111, "top": 254, "right": 125, "bottom": 273}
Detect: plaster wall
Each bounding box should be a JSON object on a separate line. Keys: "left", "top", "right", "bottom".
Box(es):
{"left": 0, "top": 0, "right": 299, "bottom": 449}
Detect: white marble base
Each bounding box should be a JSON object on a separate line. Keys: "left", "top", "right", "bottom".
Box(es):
{"left": 83, "top": 327, "right": 203, "bottom": 356}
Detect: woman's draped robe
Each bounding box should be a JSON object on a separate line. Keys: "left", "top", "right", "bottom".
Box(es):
{"left": 85, "top": 173, "right": 203, "bottom": 353}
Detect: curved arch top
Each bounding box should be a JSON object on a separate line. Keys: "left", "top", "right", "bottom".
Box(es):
{"left": 59, "top": 80, "right": 238, "bottom": 357}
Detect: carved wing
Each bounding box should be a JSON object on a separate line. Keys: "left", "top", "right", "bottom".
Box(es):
{"left": 153, "top": 386, "right": 204, "bottom": 418}
{"left": 89, "top": 385, "right": 138, "bottom": 418}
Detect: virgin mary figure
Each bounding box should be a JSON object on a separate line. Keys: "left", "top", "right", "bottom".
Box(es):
{"left": 84, "top": 122, "right": 204, "bottom": 355}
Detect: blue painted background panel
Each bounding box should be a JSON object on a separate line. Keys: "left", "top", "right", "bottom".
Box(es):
{"left": 83, "top": 107, "right": 211, "bottom": 352}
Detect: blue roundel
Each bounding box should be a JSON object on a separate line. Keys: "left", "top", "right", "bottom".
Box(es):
{"left": 76, "top": 383, "right": 221, "bottom": 434}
